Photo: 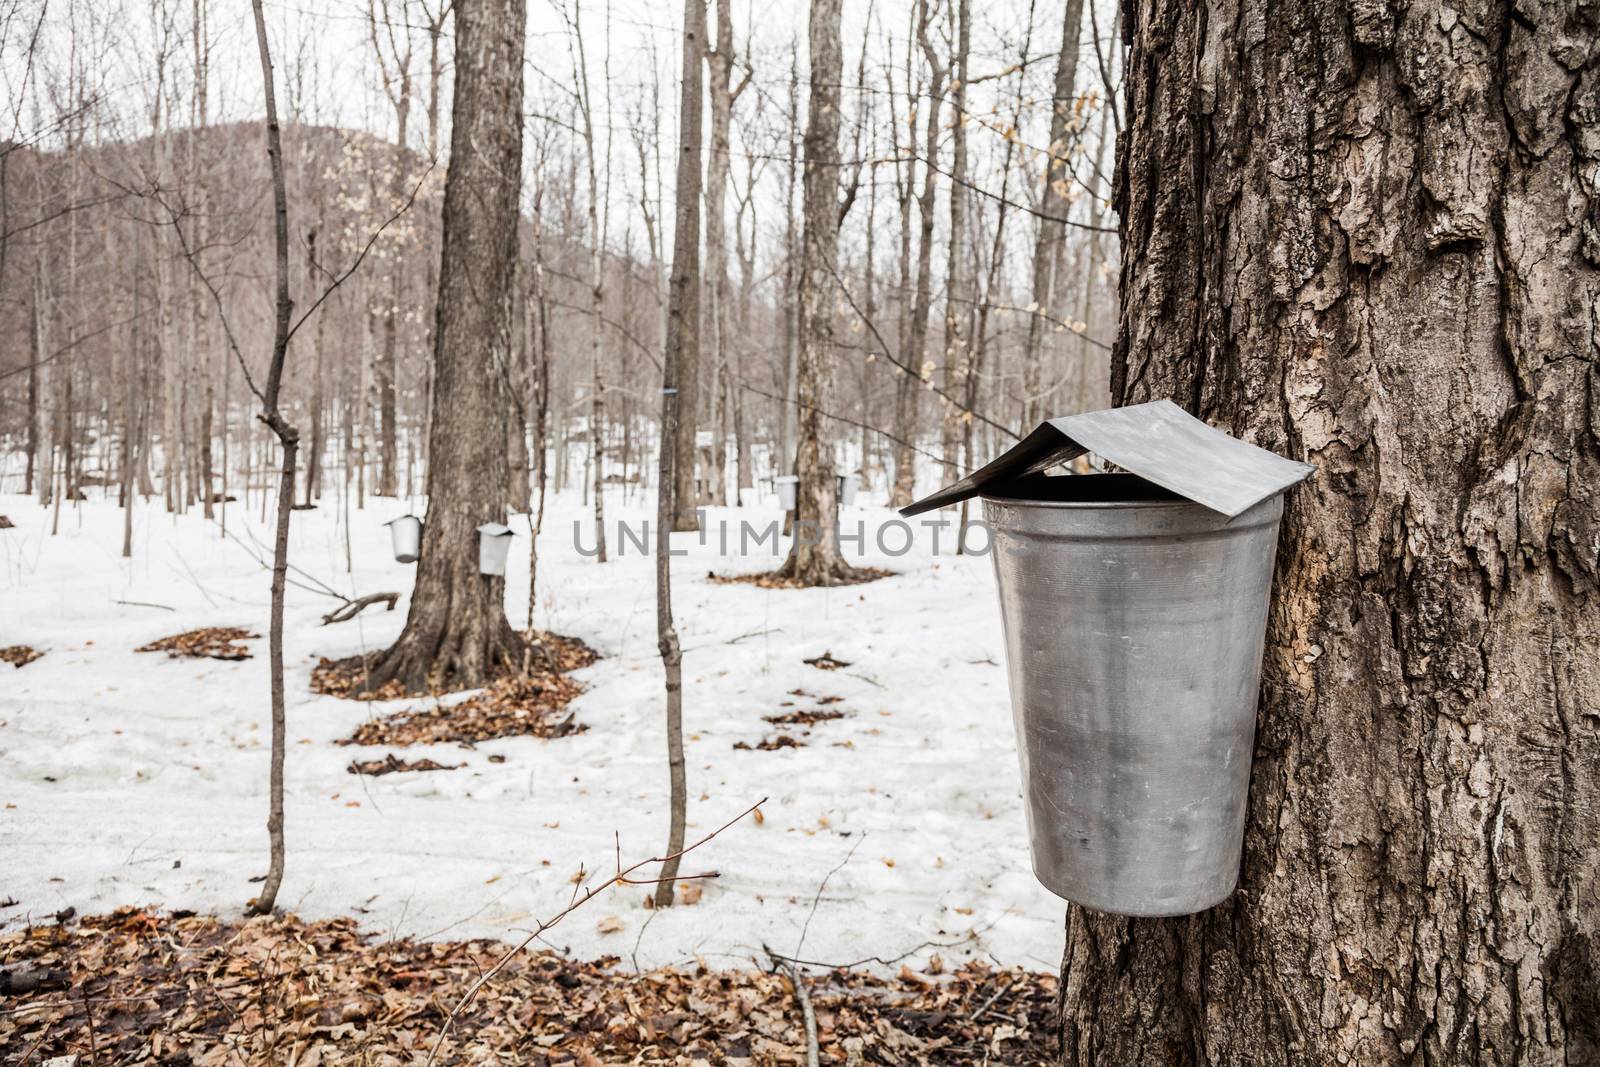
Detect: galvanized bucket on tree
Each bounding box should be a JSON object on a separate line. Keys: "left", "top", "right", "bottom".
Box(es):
{"left": 903, "top": 400, "right": 1313, "bottom": 916}
{"left": 385, "top": 515, "right": 423, "bottom": 564}
{"left": 775, "top": 475, "right": 799, "bottom": 511}
{"left": 475, "top": 522, "right": 515, "bottom": 577}
{"left": 837, "top": 472, "right": 859, "bottom": 507}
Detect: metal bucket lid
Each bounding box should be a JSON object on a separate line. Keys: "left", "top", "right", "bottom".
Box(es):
{"left": 900, "top": 399, "right": 1314, "bottom": 519}
{"left": 475, "top": 522, "right": 515, "bottom": 537}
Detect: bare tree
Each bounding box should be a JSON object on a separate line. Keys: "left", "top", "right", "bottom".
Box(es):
{"left": 246, "top": 0, "right": 299, "bottom": 915}
{"left": 1018, "top": 0, "right": 1083, "bottom": 428}
{"left": 571, "top": 0, "right": 610, "bottom": 560}
{"left": 360, "top": 0, "right": 527, "bottom": 694}
{"left": 653, "top": 0, "right": 705, "bottom": 906}
{"left": 773, "top": 0, "right": 859, "bottom": 586}
{"left": 938, "top": 0, "right": 971, "bottom": 471}
{"left": 890, "top": 0, "right": 946, "bottom": 508}
{"left": 666, "top": 1, "right": 710, "bottom": 533}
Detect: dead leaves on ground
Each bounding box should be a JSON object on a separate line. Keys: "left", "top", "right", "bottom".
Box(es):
{"left": 707, "top": 567, "right": 895, "bottom": 590}
{"left": 803, "top": 651, "right": 852, "bottom": 671}
{"left": 340, "top": 672, "right": 587, "bottom": 747}
{"left": 135, "top": 627, "right": 259, "bottom": 660}
{"left": 735, "top": 690, "right": 851, "bottom": 752}
{"left": 346, "top": 753, "right": 462, "bottom": 777}
{"left": 0, "top": 908, "right": 1058, "bottom": 1065}
{"left": 312, "top": 633, "right": 597, "bottom": 750}
{"left": 0, "top": 645, "right": 43, "bottom": 669}
{"left": 312, "top": 632, "right": 598, "bottom": 702}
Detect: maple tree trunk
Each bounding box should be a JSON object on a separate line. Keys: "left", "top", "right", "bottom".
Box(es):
{"left": 1059, "top": 1, "right": 1600, "bottom": 1063}
{"left": 362, "top": 0, "right": 525, "bottom": 695}
{"left": 775, "top": 0, "right": 859, "bottom": 586}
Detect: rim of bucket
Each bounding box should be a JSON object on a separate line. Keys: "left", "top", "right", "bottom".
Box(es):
{"left": 978, "top": 472, "right": 1196, "bottom": 510}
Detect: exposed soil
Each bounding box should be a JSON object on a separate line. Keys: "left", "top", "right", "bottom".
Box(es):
{"left": 803, "top": 651, "right": 852, "bottom": 671}
{"left": 135, "top": 627, "right": 259, "bottom": 661}
{"left": 0, "top": 908, "right": 1059, "bottom": 1065}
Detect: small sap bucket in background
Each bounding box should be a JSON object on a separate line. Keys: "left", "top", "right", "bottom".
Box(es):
{"left": 837, "top": 472, "right": 859, "bottom": 507}
{"left": 475, "top": 522, "right": 515, "bottom": 577}
{"left": 385, "top": 515, "right": 423, "bottom": 564}
{"left": 903, "top": 400, "right": 1313, "bottom": 917}
{"left": 775, "top": 475, "right": 798, "bottom": 511}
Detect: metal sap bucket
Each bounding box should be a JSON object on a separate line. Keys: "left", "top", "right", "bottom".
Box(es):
{"left": 475, "top": 522, "right": 515, "bottom": 576}
{"left": 385, "top": 515, "right": 423, "bottom": 563}
{"left": 836, "top": 472, "right": 859, "bottom": 507}
{"left": 903, "top": 400, "right": 1313, "bottom": 916}
{"left": 775, "top": 475, "right": 798, "bottom": 511}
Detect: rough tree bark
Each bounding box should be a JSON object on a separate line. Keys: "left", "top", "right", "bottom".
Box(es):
{"left": 654, "top": 0, "right": 705, "bottom": 906}
{"left": 775, "top": 0, "right": 860, "bottom": 586}
{"left": 361, "top": 0, "right": 526, "bottom": 695}
{"left": 1059, "top": 1, "right": 1600, "bottom": 1064}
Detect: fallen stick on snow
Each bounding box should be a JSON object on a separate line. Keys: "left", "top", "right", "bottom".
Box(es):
{"left": 320, "top": 592, "right": 401, "bottom": 625}
{"left": 765, "top": 945, "right": 821, "bottom": 1067}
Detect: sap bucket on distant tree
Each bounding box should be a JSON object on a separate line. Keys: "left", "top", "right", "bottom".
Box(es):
{"left": 903, "top": 400, "right": 1314, "bottom": 917}
{"left": 836, "top": 471, "right": 859, "bottom": 507}
{"left": 475, "top": 522, "right": 515, "bottom": 577}
{"left": 775, "top": 475, "right": 799, "bottom": 511}
{"left": 385, "top": 515, "right": 423, "bottom": 564}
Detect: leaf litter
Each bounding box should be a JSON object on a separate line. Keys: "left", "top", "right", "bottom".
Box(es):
{"left": 135, "top": 627, "right": 260, "bottom": 661}
{"left": 1, "top": 645, "right": 43, "bottom": 669}
{"left": 316, "top": 632, "right": 600, "bottom": 750}
{"left": 0, "top": 908, "right": 1059, "bottom": 1065}
{"left": 707, "top": 567, "right": 894, "bottom": 590}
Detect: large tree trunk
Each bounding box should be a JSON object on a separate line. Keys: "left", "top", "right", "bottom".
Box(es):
{"left": 1059, "top": 1, "right": 1600, "bottom": 1064}
{"left": 362, "top": 0, "right": 526, "bottom": 695}
{"left": 775, "top": 0, "right": 860, "bottom": 586}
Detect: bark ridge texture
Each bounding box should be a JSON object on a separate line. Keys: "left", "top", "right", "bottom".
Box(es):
{"left": 1062, "top": 0, "right": 1600, "bottom": 1064}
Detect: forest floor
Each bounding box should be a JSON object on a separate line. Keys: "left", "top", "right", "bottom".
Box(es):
{"left": 0, "top": 908, "right": 1058, "bottom": 1064}
{"left": 0, "top": 484, "right": 1062, "bottom": 1031}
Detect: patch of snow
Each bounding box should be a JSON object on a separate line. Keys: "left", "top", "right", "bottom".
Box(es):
{"left": 0, "top": 486, "right": 1064, "bottom": 974}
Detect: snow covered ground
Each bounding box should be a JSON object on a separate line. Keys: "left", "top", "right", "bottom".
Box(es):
{"left": 0, "top": 483, "right": 1065, "bottom": 974}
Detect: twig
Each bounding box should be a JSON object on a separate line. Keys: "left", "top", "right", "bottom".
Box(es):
{"left": 795, "top": 833, "right": 866, "bottom": 959}
{"left": 424, "top": 798, "right": 766, "bottom": 1065}
{"left": 113, "top": 600, "right": 176, "bottom": 612}
{"left": 320, "top": 592, "right": 400, "bottom": 625}
{"left": 968, "top": 977, "right": 1014, "bottom": 1021}
{"left": 766, "top": 926, "right": 987, "bottom": 972}
{"left": 765, "top": 945, "right": 820, "bottom": 1067}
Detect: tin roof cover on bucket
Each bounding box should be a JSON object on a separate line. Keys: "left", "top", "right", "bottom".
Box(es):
{"left": 900, "top": 399, "right": 1314, "bottom": 519}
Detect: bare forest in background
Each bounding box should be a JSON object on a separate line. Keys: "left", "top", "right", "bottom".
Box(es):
{"left": 0, "top": 0, "right": 1121, "bottom": 531}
